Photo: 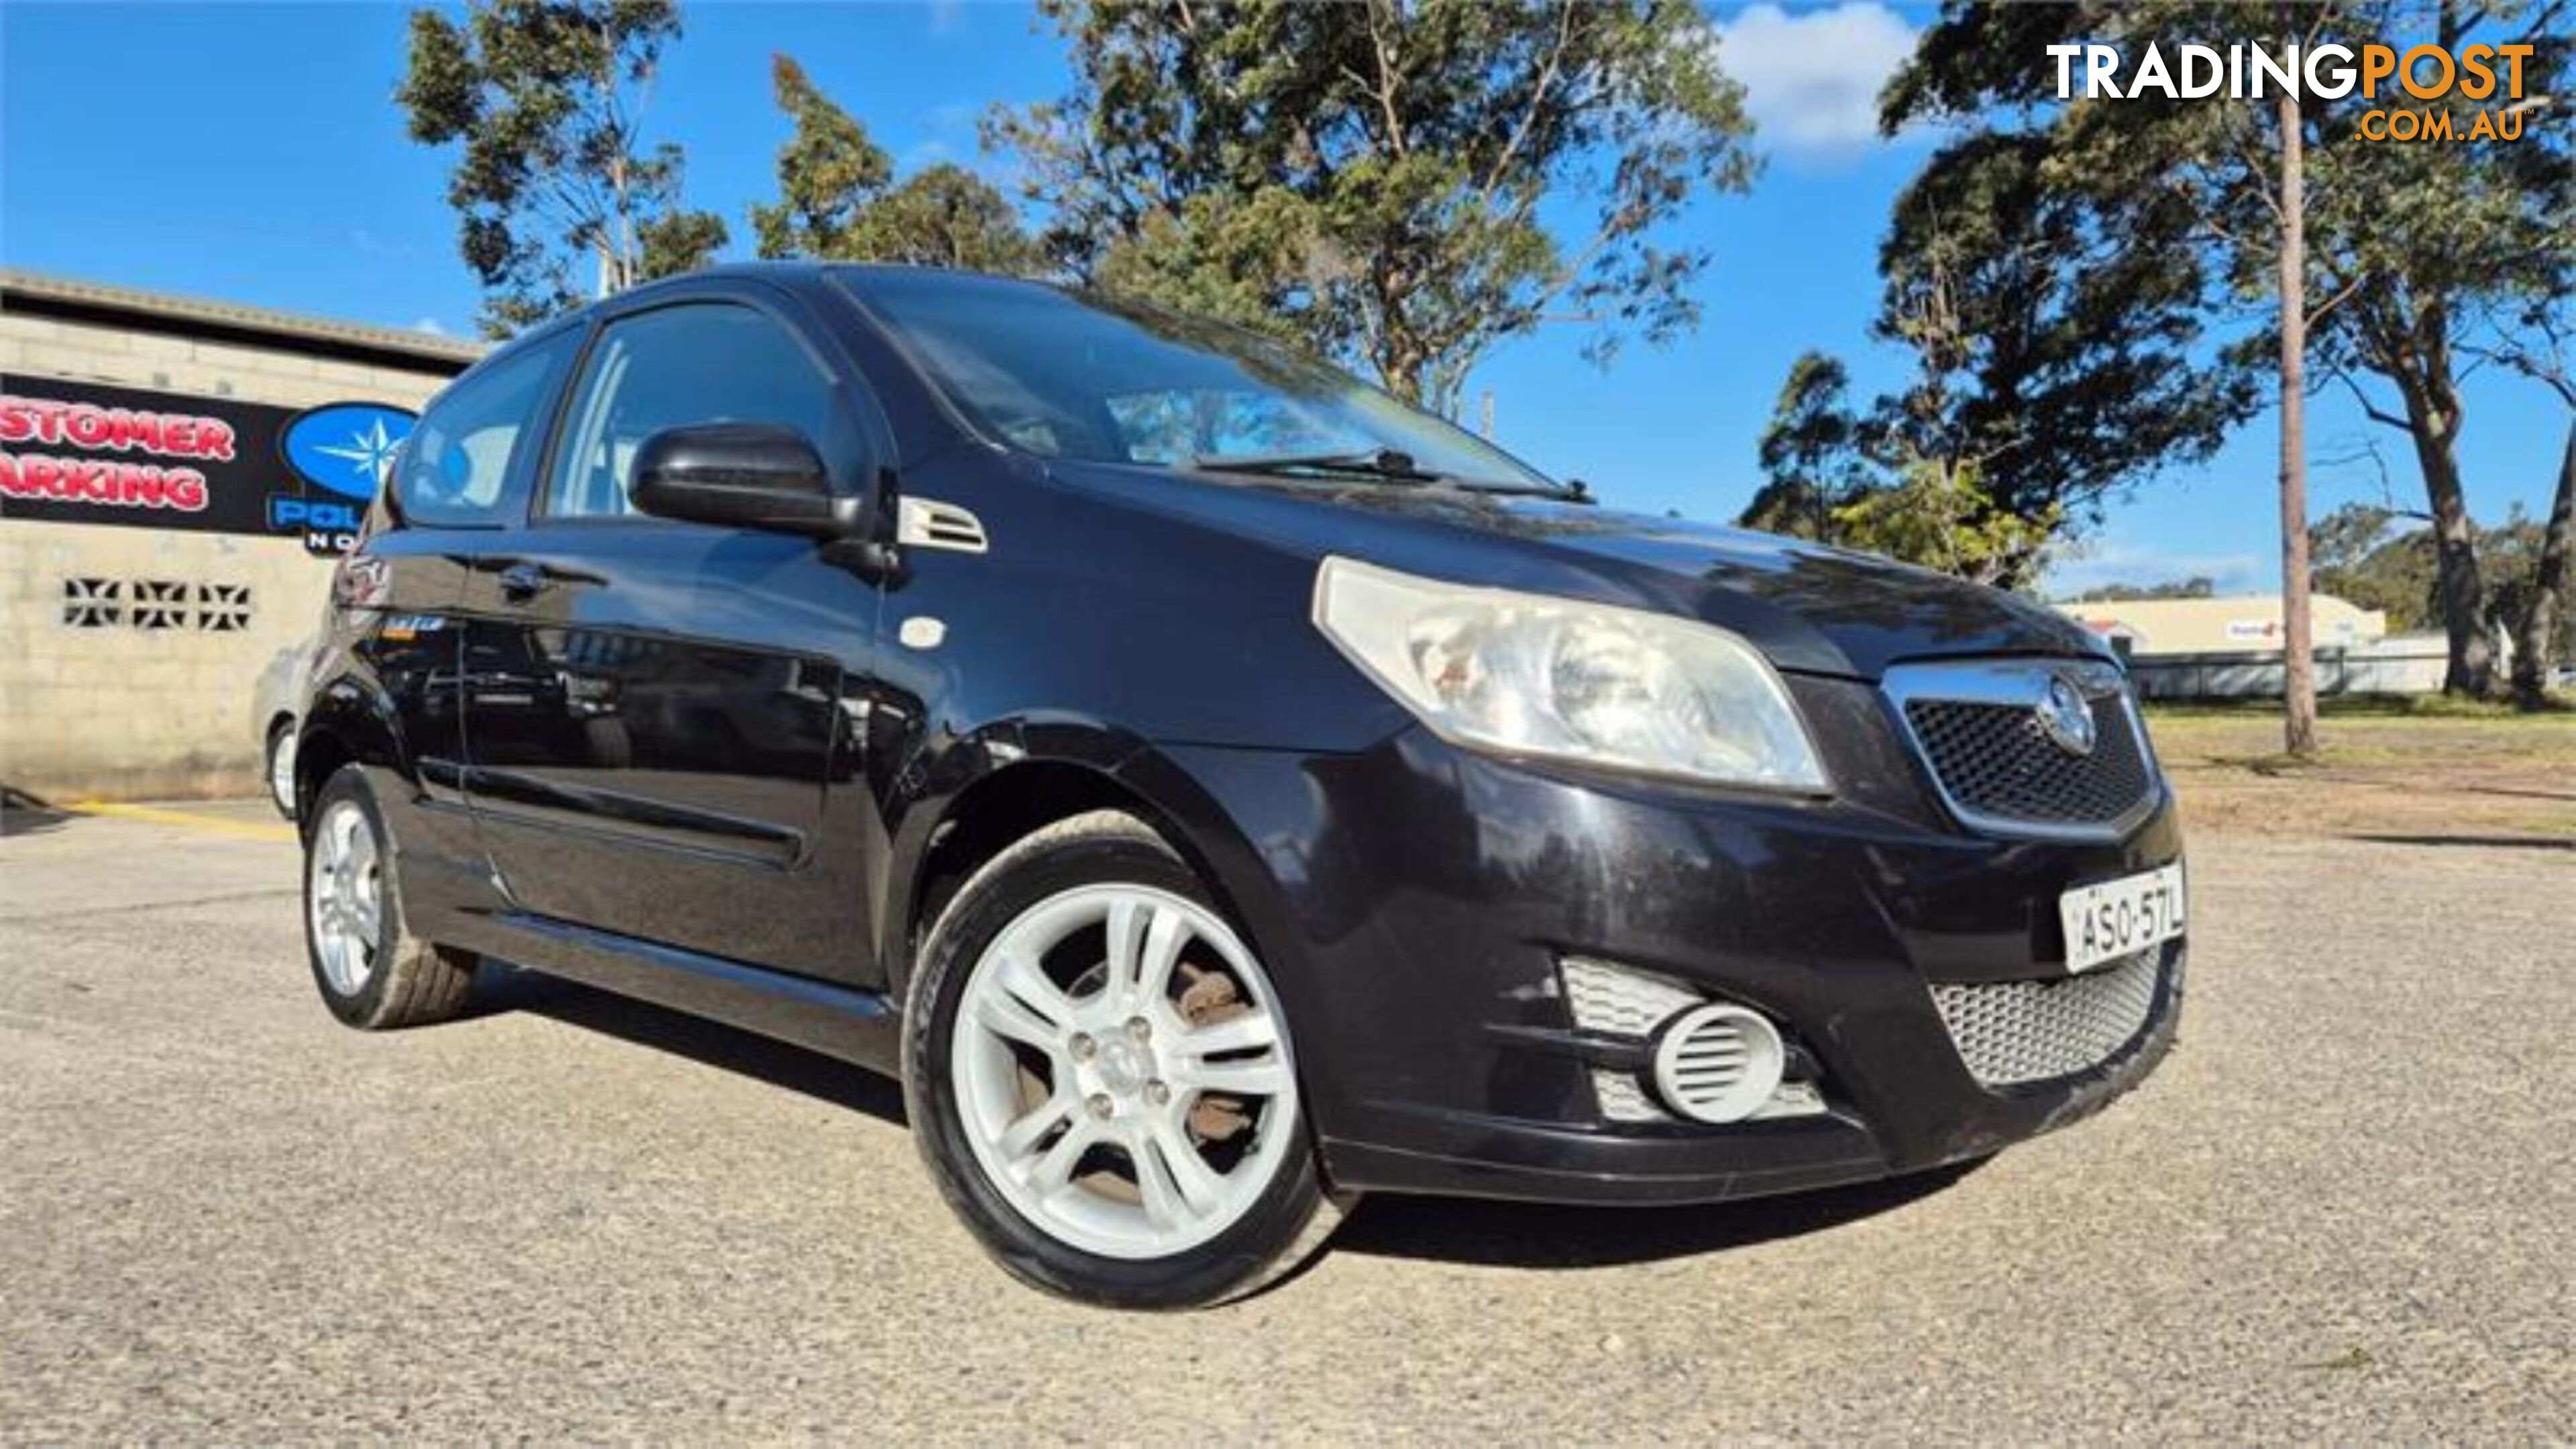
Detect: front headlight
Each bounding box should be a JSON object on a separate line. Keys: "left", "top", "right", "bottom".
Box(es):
{"left": 1311, "top": 556, "right": 1827, "bottom": 792}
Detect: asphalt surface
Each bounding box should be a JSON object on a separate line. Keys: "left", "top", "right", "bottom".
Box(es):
{"left": 3, "top": 798, "right": 2571, "bottom": 1441}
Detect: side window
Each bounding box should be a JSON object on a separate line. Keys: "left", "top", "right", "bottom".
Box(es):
{"left": 543, "top": 303, "right": 839, "bottom": 520}
{"left": 392, "top": 329, "right": 578, "bottom": 528}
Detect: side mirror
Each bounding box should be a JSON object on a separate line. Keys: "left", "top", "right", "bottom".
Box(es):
{"left": 631, "top": 423, "right": 862, "bottom": 539}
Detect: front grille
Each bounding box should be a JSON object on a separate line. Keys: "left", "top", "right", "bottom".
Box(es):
{"left": 1929, "top": 949, "right": 2163, "bottom": 1087}
{"left": 1902, "top": 688, "right": 2154, "bottom": 832}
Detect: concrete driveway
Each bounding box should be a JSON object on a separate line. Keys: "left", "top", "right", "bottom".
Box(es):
{"left": 3, "top": 798, "right": 2569, "bottom": 1440}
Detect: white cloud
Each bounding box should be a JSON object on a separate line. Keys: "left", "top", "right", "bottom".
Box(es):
{"left": 411, "top": 317, "right": 449, "bottom": 337}
{"left": 2043, "top": 540, "right": 2269, "bottom": 601}
{"left": 1711, "top": 2, "right": 1921, "bottom": 156}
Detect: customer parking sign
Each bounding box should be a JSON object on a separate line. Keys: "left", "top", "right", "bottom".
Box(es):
{"left": 0, "top": 377, "right": 415, "bottom": 555}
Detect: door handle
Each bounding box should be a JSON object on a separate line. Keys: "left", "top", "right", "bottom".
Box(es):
{"left": 497, "top": 562, "right": 553, "bottom": 604}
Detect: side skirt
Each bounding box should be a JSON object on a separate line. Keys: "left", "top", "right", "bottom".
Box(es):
{"left": 449, "top": 910, "right": 902, "bottom": 1075}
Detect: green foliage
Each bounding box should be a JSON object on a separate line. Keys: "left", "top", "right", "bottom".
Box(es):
{"left": 1740, "top": 354, "right": 1868, "bottom": 541}
{"left": 1829, "top": 455, "right": 2063, "bottom": 587}
{"left": 987, "top": 0, "right": 1756, "bottom": 412}
{"left": 750, "top": 56, "right": 1039, "bottom": 274}
{"left": 1737, "top": 123, "right": 2249, "bottom": 591}
{"left": 1876, "top": 129, "right": 2257, "bottom": 532}
{"left": 396, "top": 0, "right": 727, "bottom": 336}
{"left": 2308, "top": 498, "right": 2576, "bottom": 661}
{"left": 845, "top": 165, "right": 1042, "bottom": 272}
{"left": 2310, "top": 502, "right": 2436, "bottom": 629}
{"left": 2074, "top": 576, "right": 2218, "bottom": 602}
{"left": 1739, "top": 350, "right": 2060, "bottom": 588}
{"left": 748, "top": 54, "right": 893, "bottom": 259}
{"left": 2484, "top": 498, "right": 2576, "bottom": 662}
{"left": 639, "top": 204, "right": 728, "bottom": 282}
{"left": 1742, "top": 77, "right": 2255, "bottom": 580}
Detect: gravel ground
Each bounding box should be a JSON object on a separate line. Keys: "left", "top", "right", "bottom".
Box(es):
{"left": 3, "top": 800, "right": 2570, "bottom": 1442}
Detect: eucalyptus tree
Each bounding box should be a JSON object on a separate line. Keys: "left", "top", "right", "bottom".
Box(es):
{"left": 1743, "top": 126, "right": 2253, "bottom": 590}
{"left": 1885, "top": 0, "right": 2575, "bottom": 711}
{"left": 397, "top": 0, "right": 728, "bottom": 335}
{"left": 986, "top": 0, "right": 1757, "bottom": 413}
{"left": 751, "top": 56, "right": 1040, "bottom": 273}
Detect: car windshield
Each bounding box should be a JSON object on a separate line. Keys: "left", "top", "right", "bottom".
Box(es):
{"left": 839, "top": 268, "right": 1562, "bottom": 493}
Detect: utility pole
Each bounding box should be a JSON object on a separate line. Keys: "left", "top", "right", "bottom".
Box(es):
{"left": 2275, "top": 32, "right": 2318, "bottom": 759}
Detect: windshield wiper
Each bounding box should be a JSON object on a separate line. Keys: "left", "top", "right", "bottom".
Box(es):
{"left": 1190, "top": 447, "right": 1585, "bottom": 500}
{"left": 1190, "top": 447, "right": 1444, "bottom": 483}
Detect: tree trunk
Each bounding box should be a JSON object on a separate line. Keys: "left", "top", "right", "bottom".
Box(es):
{"left": 2405, "top": 393, "right": 2495, "bottom": 697}
{"left": 2512, "top": 421, "right": 2575, "bottom": 707}
{"left": 2275, "top": 75, "right": 2318, "bottom": 758}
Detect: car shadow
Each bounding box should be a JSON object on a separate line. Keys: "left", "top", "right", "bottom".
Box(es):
{"left": 470, "top": 964, "right": 909, "bottom": 1127}
{"left": 1321, "top": 1159, "right": 1985, "bottom": 1273}
{"left": 1, "top": 786, "right": 71, "bottom": 839}
{"left": 467, "top": 963, "right": 1978, "bottom": 1277}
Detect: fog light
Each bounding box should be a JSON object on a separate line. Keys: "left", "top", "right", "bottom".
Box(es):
{"left": 1557, "top": 956, "right": 1819, "bottom": 1124}
{"left": 1650, "top": 1003, "right": 1786, "bottom": 1124}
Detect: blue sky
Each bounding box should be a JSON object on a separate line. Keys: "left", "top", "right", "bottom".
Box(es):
{"left": 3, "top": 1, "right": 2566, "bottom": 599}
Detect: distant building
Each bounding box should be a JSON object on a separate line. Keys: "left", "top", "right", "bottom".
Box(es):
{"left": 2055, "top": 594, "right": 2449, "bottom": 699}
{"left": 2055, "top": 593, "right": 2388, "bottom": 658}
{"left": 3, "top": 269, "right": 482, "bottom": 800}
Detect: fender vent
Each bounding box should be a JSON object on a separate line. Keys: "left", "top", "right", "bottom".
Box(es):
{"left": 898, "top": 497, "right": 989, "bottom": 554}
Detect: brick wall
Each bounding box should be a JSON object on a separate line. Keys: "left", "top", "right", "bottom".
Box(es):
{"left": 1, "top": 313, "right": 457, "bottom": 802}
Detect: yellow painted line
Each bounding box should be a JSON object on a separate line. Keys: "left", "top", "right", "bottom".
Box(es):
{"left": 60, "top": 801, "right": 296, "bottom": 843}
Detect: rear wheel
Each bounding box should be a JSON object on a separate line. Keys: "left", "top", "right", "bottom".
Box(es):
{"left": 264, "top": 718, "right": 297, "bottom": 819}
{"left": 303, "top": 765, "right": 476, "bottom": 1030}
{"left": 904, "top": 810, "right": 1346, "bottom": 1308}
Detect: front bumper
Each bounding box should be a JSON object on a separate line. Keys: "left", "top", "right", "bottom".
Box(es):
{"left": 1154, "top": 673, "right": 2186, "bottom": 1206}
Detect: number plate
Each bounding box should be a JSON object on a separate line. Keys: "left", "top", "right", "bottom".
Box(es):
{"left": 2058, "top": 862, "right": 2186, "bottom": 973}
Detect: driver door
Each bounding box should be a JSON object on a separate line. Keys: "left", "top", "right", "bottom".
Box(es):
{"left": 460, "top": 288, "right": 881, "bottom": 981}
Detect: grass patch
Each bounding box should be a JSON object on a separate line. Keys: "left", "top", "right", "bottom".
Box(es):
{"left": 2142, "top": 692, "right": 2576, "bottom": 841}
{"left": 2143, "top": 692, "right": 2576, "bottom": 722}
{"left": 2141, "top": 698, "right": 2576, "bottom": 774}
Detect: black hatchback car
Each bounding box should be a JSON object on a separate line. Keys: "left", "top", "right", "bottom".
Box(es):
{"left": 294, "top": 264, "right": 2185, "bottom": 1308}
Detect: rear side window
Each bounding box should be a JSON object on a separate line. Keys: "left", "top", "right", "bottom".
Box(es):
{"left": 392, "top": 329, "right": 578, "bottom": 528}
{"left": 543, "top": 303, "right": 839, "bottom": 520}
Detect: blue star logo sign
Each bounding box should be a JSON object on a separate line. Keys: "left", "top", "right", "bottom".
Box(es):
{"left": 282, "top": 402, "right": 418, "bottom": 502}
{"left": 314, "top": 418, "right": 403, "bottom": 488}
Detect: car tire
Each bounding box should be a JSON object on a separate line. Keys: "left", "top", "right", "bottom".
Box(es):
{"left": 902, "top": 809, "right": 1348, "bottom": 1309}
{"left": 303, "top": 765, "right": 477, "bottom": 1030}
{"left": 264, "top": 718, "right": 298, "bottom": 819}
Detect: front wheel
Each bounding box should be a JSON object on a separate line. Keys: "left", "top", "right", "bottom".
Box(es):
{"left": 903, "top": 810, "right": 1347, "bottom": 1309}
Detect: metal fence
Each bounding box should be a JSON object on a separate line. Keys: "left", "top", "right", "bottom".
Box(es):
{"left": 2127, "top": 640, "right": 2452, "bottom": 700}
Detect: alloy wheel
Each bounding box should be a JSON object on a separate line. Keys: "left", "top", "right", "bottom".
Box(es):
{"left": 307, "top": 799, "right": 382, "bottom": 996}
{"left": 949, "top": 883, "right": 1300, "bottom": 1260}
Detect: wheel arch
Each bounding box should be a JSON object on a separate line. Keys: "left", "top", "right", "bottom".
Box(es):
{"left": 879, "top": 731, "right": 1297, "bottom": 1011}
{"left": 292, "top": 685, "right": 407, "bottom": 830}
